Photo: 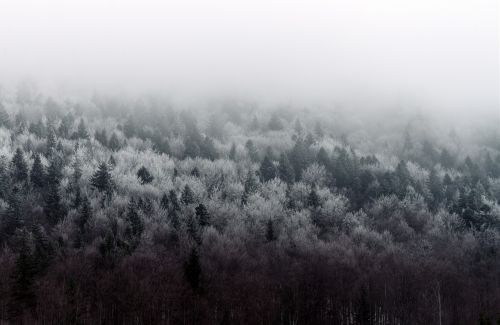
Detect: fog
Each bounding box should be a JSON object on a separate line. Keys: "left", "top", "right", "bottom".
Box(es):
{"left": 0, "top": 0, "right": 498, "bottom": 115}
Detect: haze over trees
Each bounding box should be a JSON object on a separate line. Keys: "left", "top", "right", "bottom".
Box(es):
{"left": 0, "top": 89, "right": 497, "bottom": 324}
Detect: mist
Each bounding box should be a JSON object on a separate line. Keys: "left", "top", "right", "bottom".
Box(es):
{"left": 0, "top": 0, "right": 498, "bottom": 116}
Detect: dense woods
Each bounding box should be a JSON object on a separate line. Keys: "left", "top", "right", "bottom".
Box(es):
{"left": 0, "top": 88, "right": 498, "bottom": 324}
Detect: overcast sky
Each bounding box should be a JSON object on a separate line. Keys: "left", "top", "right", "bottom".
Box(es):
{"left": 0, "top": 0, "right": 498, "bottom": 113}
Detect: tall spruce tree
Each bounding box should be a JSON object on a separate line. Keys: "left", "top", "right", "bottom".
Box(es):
{"left": 181, "top": 185, "right": 195, "bottom": 205}
{"left": 30, "top": 154, "right": 45, "bottom": 189}
{"left": 11, "top": 148, "right": 28, "bottom": 183}
{"left": 259, "top": 155, "right": 276, "bottom": 182}
{"left": 90, "top": 162, "right": 114, "bottom": 196}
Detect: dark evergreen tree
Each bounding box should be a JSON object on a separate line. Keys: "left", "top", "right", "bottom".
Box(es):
{"left": 125, "top": 198, "right": 144, "bottom": 243}
{"left": 95, "top": 129, "right": 108, "bottom": 146}
{"left": 46, "top": 128, "right": 56, "bottom": 156}
{"left": 169, "top": 190, "right": 180, "bottom": 211}
{"left": 160, "top": 193, "right": 169, "bottom": 210}
{"left": 266, "top": 219, "right": 276, "bottom": 241}
{"left": 201, "top": 136, "right": 218, "bottom": 160}
{"left": 0, "top": 103, "right": 10, "bottom": 128}
{"left": 241, "top": 171, "right": 258, "bottom": 205}
{"left": 268, "top": 114, "right": 283, "bottom": 131}
{"left": 11, "top": 148, "right": 28, "bottom": 183}
{"left": 76, "top": 119, "right": 89, "bottom": 139}
{"left": 31, "top": 224, "right": 54, "bottom": 275}
{"left": 3, "top": 188, "right": 22, "bottom": 238}
{"left": 44, "top": 180, "right": 65, "bottom": 226}
{"left": 195, "top": 203, "right": 210, "bottom": 227}
{"left": 316, "top": 147, "right": 330, "bottom": 168}
{"left": 137, "top": 166, "right": 154, "bottom": 184}
{"left": 181, "top": 185, "right": 195, "bottom": 205}
{"left": 123, "top": 117, "right": 136, "bottom": 138}
{"left": 184, "top": 248, "right": 201, "bottom": 291}
{"left": 90, "top": 162, "right": 114, "bottom": 196}
{"left": 245, "top": 140, "right": 259, "bottom": 162}
{"left": 30, "top": 154, "right": 45, "bottom": 189}
{"left": 278, "top": 153, "right": 295, "bottom": 184}
{"left": 8, "top": 229, "right": 36, "bottom": 320}
{"left": 108, "top": 132, "right": 121, "bottom": 151}
{"left": 259, "top": 155, "right": 276, "bottom": 182}
{"left": 307, "top": 184, "right": 320, "bottom": 209}
{"left": 58, "top": 112, "right": 73, "bottom": 138}
{"left": 229, "top": 143, "right": 237, "bottom": 160}
{"left": 191, "top": 167, "right": 200, "bottom": 177}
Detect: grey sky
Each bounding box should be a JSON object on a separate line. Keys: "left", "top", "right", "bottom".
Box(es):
{"left": 0, "top": 0, "right": 498, "bottom": 113}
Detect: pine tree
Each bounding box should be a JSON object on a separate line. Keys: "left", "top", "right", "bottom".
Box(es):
{"left": 316, "top": 147, "right": 330, "bottom": 168}
{"left": 268, "top": 114, "right": 283, "bottom": 131}
{"left": 125, "top": 198, "right": 143, "bottom": 248}
{"left": 278, "top": 153, "right": 295, "bottom": 184}
{"left": 108, "top": 132, "right": 121, "bottom": 151}
{"left": 307, "top": 184, "right": 320, "bottom": 209}
{"left": 229, "top": 143, "right": 237, "bottom": 160}
{"left": 44, "top": 181, "right": 65, "bottom": 225}
{"left": 77, "top": 119, "right": 89, "bottom": 139}
{"left": 90, "top": 162, "right": 114, "bottom": 196}
{"left": 169, "top": 190, "right": 180, "bottom": 211}
{"left": 428, "top": 168, "right": 443, "bottom": 211}
{"left": 58, "top": 112, "right": 73, "bottom": 138}
{"left": 195, "top": 203, "right": 210, "bottom": 227}
{"left": 245, "top": 140, "right": 259, "bottom": 162}
{"left": 95, "top": 129, "right": 108, "bottom": 146}
{"left": 31, "top": 224, "right": 54, "bottom": 275}
{"left": 11, "top": 148, "right": 28, "bottom": 183}
{"left": 184, "top": 248, "right": 201, "bottom": 291}
{"left": 45, "top": 128, "right": 56, "bottom": 157}
{"left": 0, "top": 103, "right": 10, "bottom": 128}
{"left": 160, "top": 193, "right": 169, "bottom": 210}
{"left": 294, "top": 119, "right": 303, "bottom": 135}
{"left": 9, "top": 229, "right": 36, "bottom": 320}
{"left": 137, "top": 166, "right": 154, "bottom": 184}
{"left": 30, "top": 154, "right": 45, "bottom": 189}
{"left": 201, "top": 136, "right": 218, "bottom": 160}
{"left": 181, "top": 185, "right": 195, "bottom": 205}
{"left": 3, "top": 188, "right": 22, "bottom": 238}
{"left": 241, "top": 171, "right": 258, "bottom": 205}
{"left": 259, "top": 155, "right": 276, "bottom": 182}
{"left": 266, "top": 219, "right": 276, "bottom": 241}
{"left": 191, "top": 167, "right": 200, "bottom": 177}
{"left": 123, "top": 117, "right": 136, "bottom": 138}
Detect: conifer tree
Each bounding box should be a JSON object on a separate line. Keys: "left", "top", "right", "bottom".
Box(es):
{"left": 0, "top": 103, "right": 10, "bottom": 128}
{"left": 169, "top": 190, "right": 180, "bottom": 211}
{"left": 184, "top": 248, "right": 201, "bottom": 291}
{"left": 11, "top": 148, "right": 28, "bottom": 183}
{"left": 181, "top": 185, "right": 195, "bottom": 205}
{"left": 245, "top": 140, "right": 259, "bottom": 162}
{"left": 108, "top": 132, "right": 121, "bottom": 151}
{"left": 137, "top": 166, "right": 154, "bottom": 184}
{"left": 307, "top": 184, "right": 320, "bottom": 209}
{"left": 160, "top": 192, "right": 169, "bottom": 210}
{"left": 266, "top": 219, "right": 276, "bottom": 241}
{"left": 77, "top": 119, "right": 89, "bottom": 139}
{"left": 195, "top": 203, "right": 210, "bottom": 227}
{"left": 278, "top": 153, "right": 295, "bottom": 184}
{"left": 259, "top": 155, "right": 276, "bottom": 182}
{"left": 90, "top": 162, "right": 114, "bottom": 196}
{"left": 229, "top": 143, "right": 237, "bottom": 160}
{"left": 9, "top": 229, "right": 36, "bottom": 320}
{"left": 30, "top": 154, "right": 45, "bottom": 189}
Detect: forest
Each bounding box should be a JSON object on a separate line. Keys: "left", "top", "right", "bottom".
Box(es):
{"left": 0, "top": 87, "right": 498, "bottom": 324}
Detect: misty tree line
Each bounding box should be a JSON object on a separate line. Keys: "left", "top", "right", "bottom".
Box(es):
{"left": 0, "top": 90, "right": 498, "bottom": 324}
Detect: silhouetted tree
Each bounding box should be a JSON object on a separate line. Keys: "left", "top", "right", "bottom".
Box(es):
{"left": 137, "top": 166, "right": 154, "bottom": 184}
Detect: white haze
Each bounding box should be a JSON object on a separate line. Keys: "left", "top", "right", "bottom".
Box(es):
{"left": 0, "top": 0, "right": 498, "bottom": 116}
